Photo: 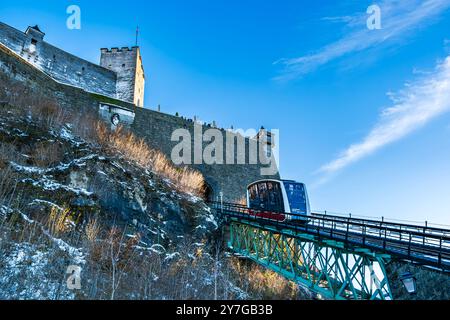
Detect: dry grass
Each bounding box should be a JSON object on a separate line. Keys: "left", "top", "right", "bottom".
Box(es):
{"left": 95, "top": 124, "right": 152, "bottom": 167}
{"left": 228, "top": 257, "right": 300, "bottom": 300}
{"left": 95, "top": 123, "right": 205, "bottom": 195}
{"left": 85, "top": 218, "right": 100, "bottom": 243}
{"left": 151, "top": 150, "right": 205, "bottom": 196}
{"left": 47, "top": 206, "right": 74, "bottom": 237}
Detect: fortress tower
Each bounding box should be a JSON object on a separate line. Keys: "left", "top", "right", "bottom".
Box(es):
{"left": 100, "top": 47, "right": 145, "bottom": 107}
{"left": 0, "top": 21, "right": 280, "bottom": 203}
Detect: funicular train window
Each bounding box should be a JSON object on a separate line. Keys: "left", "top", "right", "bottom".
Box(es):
{"left": 266, "top": 182, "right": 284, "bottom": 212}
{"left": 249, "top": 184, "right": 259, "bottom": 208}
{"left": 257, "top": 182, "right": 268, "bottom": 209}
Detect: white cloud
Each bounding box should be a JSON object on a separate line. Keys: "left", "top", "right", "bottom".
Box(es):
{"left": 317, "top": 56, "right": 450, "bottom": 178}
{"left": 276, "top": 0, "right": 450, "bottom": 80}
{"left": 445, "top": 38, "right": 450, "bottom": 52}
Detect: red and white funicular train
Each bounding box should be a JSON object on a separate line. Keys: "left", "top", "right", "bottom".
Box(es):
{"left": 246, "top": 179, "right": 311, "bottom": 223}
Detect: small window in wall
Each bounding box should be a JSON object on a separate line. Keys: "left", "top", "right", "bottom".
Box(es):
{"left": 30, "top": 38, "right": 37, "bottom": 53}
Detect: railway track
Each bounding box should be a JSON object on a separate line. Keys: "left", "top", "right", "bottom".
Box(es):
{"left": 209, "top": 201, "right": 450, "bottom": 273}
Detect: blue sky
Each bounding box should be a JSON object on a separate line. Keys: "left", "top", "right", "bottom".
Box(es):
{"left": 1, "top": 0, "right": 450, "bottom": 225}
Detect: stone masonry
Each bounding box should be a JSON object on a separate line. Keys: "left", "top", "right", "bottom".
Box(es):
{"left": 0, "top": 21, "right": 144, "bottom": 107}
{"left": 0, "top": 22, "right": 279, "bottom": 202}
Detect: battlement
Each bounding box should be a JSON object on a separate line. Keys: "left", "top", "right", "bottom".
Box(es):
{"left": 0, "top": 21, "right": 145, "bottom": 107}
{"left": 100, "top": 46, "right": 139, "bottom": 54}
{"left": 100, "top": 45, "right": 145, "bottom": 107}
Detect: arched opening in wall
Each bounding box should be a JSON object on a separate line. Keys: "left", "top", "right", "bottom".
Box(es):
{"left": 203, "top": 183, "right": 215, "bottom": 203}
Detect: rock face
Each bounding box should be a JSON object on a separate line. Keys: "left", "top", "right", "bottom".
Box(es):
{"left": 0, "top": 56, "right": 306, "bottom": 300}
{"left": 0, "top": 104, "right": 224, "bottom": 300}
{"left": 0, "top": 98, "right": 313, "bottom": 300}
{"left": 4, "top": 117, "right": 216, "bottom": 241}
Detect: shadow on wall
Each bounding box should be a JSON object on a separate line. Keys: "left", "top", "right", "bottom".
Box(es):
{"left": 203, "top": 183, "right": 213, "bottom": 202}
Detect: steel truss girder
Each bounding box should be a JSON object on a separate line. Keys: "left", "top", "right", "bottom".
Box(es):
{"left": 228, "top": 221, "right": 393, "bottom": 300}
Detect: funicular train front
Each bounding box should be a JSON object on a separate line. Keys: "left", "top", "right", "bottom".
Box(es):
{"left": 246, "top": 179, "right": 311, "bottom": 223}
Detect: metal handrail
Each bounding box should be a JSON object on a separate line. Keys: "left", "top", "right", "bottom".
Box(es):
{"left": 209, "top": 201, "right": 450, "bottom": 272}
{"left": 210, "top": 201, "right": 450, "bottom": 240}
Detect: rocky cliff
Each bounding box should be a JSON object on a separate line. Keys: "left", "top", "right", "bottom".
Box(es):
{"left": 0, "top": 70, "right": 304, "bottom": 299}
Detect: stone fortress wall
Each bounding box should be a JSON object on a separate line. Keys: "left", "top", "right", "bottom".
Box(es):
{"left": 0, "top": 22, "right": 280, "bottom": 202}
{"left": 0, "top": 22, "right": 145, "bottom": 106}
{"left": 0, "top": 21, "right": 118, "bottom": 98}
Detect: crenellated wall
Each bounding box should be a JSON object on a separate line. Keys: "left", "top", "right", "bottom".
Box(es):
{"left": 0, "top": 42, "right": 279, "bottom": 202}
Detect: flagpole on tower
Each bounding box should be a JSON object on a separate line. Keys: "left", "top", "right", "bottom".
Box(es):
{"left": 135, "top": 26, "right": 139, "bottom": 47}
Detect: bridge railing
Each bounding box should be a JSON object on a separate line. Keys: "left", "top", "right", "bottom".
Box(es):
{"left": 209, "top": 201, "right": 450, "bottom": 272}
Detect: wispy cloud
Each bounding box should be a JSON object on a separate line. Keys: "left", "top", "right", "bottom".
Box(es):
{"left": 316, "top": 56, "right": 450, "bottom": 182}
{"left": 276, "top": 0, "right": 450, "bottom": 80}
{"left": 445, "top": 38, "right": 450, "bottom": 52}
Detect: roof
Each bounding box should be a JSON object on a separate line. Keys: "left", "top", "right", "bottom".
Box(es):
{"left": 31, "top": 25, "right": 42, "bottom": 32}
{"left": 26, "top": 25, "right": 45, "bottom": 35}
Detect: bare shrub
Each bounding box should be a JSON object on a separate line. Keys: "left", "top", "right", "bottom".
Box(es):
{"left": 0, "top": 142, "right": 20, "bottom": 164}
{"left": 0, "top": 166, "right": 17, "bottom": 207}
{"left": 71, "top": 111, "right": 102, "bottom": 144}
{"left": 0, "top": 143, "right": 20, "bottom": 207}
{"left": 0, "top": 75, "right": 68, "bottom": 130}
{"left": 29, "top": 98, "right": 69, "bottom": 130}
{"left": 32, "top": 142, "right": 64, "bottom": 167}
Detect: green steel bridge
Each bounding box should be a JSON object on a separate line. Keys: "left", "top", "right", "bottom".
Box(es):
{"left": 209, "top": 202, "right": 450, "bottom": 300}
